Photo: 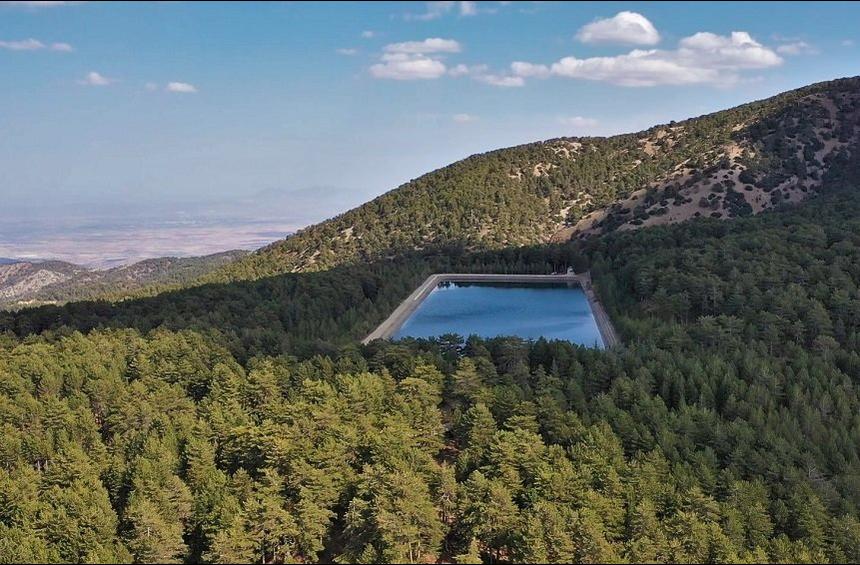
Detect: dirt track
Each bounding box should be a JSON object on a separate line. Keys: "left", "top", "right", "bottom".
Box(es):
{"left": 362, "top": 272, "right": 620, "bottom": 347}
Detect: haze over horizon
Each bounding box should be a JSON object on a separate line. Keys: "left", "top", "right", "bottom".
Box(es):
{"left": 2, "top": 0, "right": 859, "bottom": 264}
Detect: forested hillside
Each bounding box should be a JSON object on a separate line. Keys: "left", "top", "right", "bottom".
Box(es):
{"left": 0, "top": 260, "right": 87, "bottom": 306}
{"left": 8, "top": 77, "right": 855, "bottom": 309}
{"left": 0, "top": 251, "right": 247, "bottom": 311}
{"left": 203, "top": 76, "right": 860, "bottom": 283}
{"left": 3, "top": 139, "right": 860, "bottom": 562}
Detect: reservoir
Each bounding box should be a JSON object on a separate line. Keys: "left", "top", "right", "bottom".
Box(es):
{"left": 393, "top": 281, "right": 605, "bottom": 347}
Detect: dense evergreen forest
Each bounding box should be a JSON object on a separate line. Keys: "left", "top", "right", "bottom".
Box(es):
{"left": 4, "top": 175, "right": 860, "bottom": 561}
{"left": 2, "top": 77, "right": 860, "bottom": 563}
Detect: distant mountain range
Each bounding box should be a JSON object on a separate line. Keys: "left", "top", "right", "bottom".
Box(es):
{"left": 0, "top": 250, "right": 247, "bottom": 309}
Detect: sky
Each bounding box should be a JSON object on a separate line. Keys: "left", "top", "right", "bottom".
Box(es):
{"left": 1, "top": 1, "right": 858, "bottom": 265}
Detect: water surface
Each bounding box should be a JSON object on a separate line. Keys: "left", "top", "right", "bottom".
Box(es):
{"left": 394, "top": 282, "right": 604, "bottom": 347}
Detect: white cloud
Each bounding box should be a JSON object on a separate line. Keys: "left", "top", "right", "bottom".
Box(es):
{"left": 517, "top": 30, "right": 782, "bottom": 87}
{"left": 549, "top": 51, "right": 716, "bottom": 87}
{"left": 776, "top": 41, "right": 817, "bottom": 55}
{"left": 453, "top": 113, "right": 476, "bottom": 123}
{"left": 371, "top": 38, "right": 461, "bottom": 80}
{"left": 511, "top": 61, "right": 551, "bottom": 79}
{"left": 842, "top": 39, "right": 855, "bottom": 47}
{"left": 78, "top": 71, "right": 114, "bottom": 86}
{"left": 459, "top": 1, "right": 477, "bottom": 16}
{"left": 0, "top": 38, "right": 73, "bottom": 51}
{"left": 576, "top": 11, "right": 660, "bottom": 46}
{"left": 406, "top": 1, "right": 481, "bottom": 21}
{"left": 0, "top": 38, "right": 45, "bottom": 50}
{"left": 361, "top": 30, "right": 375, "bottom": 39}
{"left": 384, "top": 38, "right": 461, "bottom": 54}
{"left": 406, "top": 1, "right": 454, "bottom": 20}
{"left": 445, "top": 63, "right": 523, "bottom": 87}
{"left": 447, "top": 63, "right": 473, "bottom": 77}
{"left": 475, "top": 73, "right": 524, "bottom": 87}
{"left": 370, "top": 53, "right": 447, "bottom": 80}
{"left": 166, "top": 81, "right": 198, "bottom": 93}
{"left": 145, "top": 82, "right": 158, "bottom": 91}
{"left": 336, "top": 48, "right": 358, "bottom": 56}
{"left": 678, "top": 32, "right": 782, "bottom": 69}
{"left": 559, "top": 116, "right": 599, "bottom": 128}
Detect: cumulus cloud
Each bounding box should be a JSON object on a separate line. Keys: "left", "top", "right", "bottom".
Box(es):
{"left": 549, "top": 51, "right": 713, "bottom": 86}
{"left": 0, "top": 38, "right": 73, "bottom": 51}
{"left": 776, "top": 41, "right": 818, "bottom": 55}
{"left": 677, "top": 31, "right": 782, "bottom": 69}
{"left": 166, "top": 81, "right": 198, "bottom": 93}
{"left": 384, "top": 38, "right": 461, "bottom": 54}
{"left": 459, "top": 1, "right": 477, "bottom": 16}
{"left": 406, "top": 1, "right": 480, "bottom": 21}
{"left": 370, "top": 53, "right": 447, "bottom": 80}
{"left": 0, "top": 38, "right": 44, "bottom": 50}
{"left": 576, "top": 11, "right": 660, "bottom": 46}
{"left": 511, "top": 61, "right": 551, "bottom": 79}
{"left": 361, "top": 30, "right": 375, "bottom": 39}
{"left": 78, "top": 71, "right": 115, "bottom": 86}
{"left": 446, "top": 63, "right": 523, "bottom": 87}
{"left": 372, "top": 51, "right": 520, "bottom": 85}
{"left": 475, "top": 73, "right": 524, "bottom": 87}
{"left": 336, "top": 48, "right": 358, "bottom": 56}
{"left": 516, "top": 30, "right": 782, "bottom": 87}
{"left": 371, "top": 38, "right": 462, "bottom": 80}
{"left": 447, "top": 63, "right": 474, "bottom": 77}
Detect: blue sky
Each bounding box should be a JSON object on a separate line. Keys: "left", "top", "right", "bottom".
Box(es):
{"left": 1, "top": 1, "right": 858, "bottom": 263}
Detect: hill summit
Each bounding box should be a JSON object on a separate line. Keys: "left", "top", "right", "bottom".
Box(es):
{"left": 208, "top": 76, "right": 860, "bottom": 283}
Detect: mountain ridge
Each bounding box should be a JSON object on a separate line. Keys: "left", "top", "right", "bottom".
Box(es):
{"left": 202, "top": 76, "right": 860, "bottom": 284}
{"left": 4, "top": 76, "right": 858, "bottom": 310}
{"left": 0, "top": 250, "right": 248, "bottom": 309}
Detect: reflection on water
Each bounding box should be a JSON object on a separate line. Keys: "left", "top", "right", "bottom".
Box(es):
{"left": 394, "top": 282, "right": 604, "bottom": 348}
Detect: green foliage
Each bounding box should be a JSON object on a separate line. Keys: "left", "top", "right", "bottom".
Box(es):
{"left": 0, "top": 251, "right": 248, "bottom": 310}
{"left": 1, "top": 77, "right": 860, "bottom": 563}
{"left": 200, "top": 77, "right": 859, "bottom": 281}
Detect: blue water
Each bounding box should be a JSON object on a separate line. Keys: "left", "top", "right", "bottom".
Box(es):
{"left": 393, "top": 282, "right": 604, "bottom": 347}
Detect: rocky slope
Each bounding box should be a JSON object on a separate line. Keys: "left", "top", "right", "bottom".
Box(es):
{"left": 0, "top": 250, "right": 247, "bottom": 309}
{"left": 0, "top": 260, "right": 87, "bottom": 305}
